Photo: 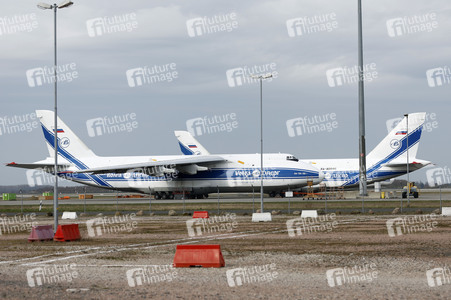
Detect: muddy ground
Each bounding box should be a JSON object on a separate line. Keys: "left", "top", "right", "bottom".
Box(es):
{"left": 0, "top": 213, "right": 450, "bottom": 299}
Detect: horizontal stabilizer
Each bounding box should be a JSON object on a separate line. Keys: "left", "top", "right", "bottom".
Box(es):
{"left": 6, "top": 162, "right": 70, "bottom": 171}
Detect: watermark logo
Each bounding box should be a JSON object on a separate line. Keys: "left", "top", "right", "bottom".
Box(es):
{"left": 286, "top": 213, "right": 338, "bottom": 237}
{"left": 226, "top": 263, "right": 278, "bottom": 287}
{"left": 286, "top": 113, "right": 338, "bottom": 137}
{"left": 126, "top": 265, "right": 177, "bottom": 287}
{"left": 0, "top": 112, "right": 39, "bottom": 136}
{"left": 426, "top": 66, "right": 451, "bottom": 87}
{"left": 286, "top": 13, "right": 338, "bottom": 37}
{"left": 124, "top": 166, "right": 179, "bottom": 188}
{"left": 26, "top": 167, "right": 73, "bottom": 187}
{"left": 386, "top": 214, "right": 438, "bottom": 237}
{"left": 86, "top": 214, "right": 138, "bottom": 237}
{"left": 87, "top": 13, "right": 138, "bottom": 37}
{"left": 186, "top": 12, "right": 238, "bottom": 37}
{"left": 326, "top": 63, "right": 377, "bottom": 87}
{"left": 426, "top": 266, "right": 451, "bottom": 288}
{"left": 326, "top": 263, "right": 378, "bottom": 287}
{"left": 186, "top": 113, "right": 238, "bottom": 137}
{"left": 186, "top": 213, "right": 237, "bottom": 237}
{"left": 0, "top": 13, "right": 38, "bottom": 36}
{"left": 0, "top": 214, "right": 37, "bottom": 236}
{"left": 226, "top": 63, "right": 278, "bottom": 87}
{"left": 386, "top": 13, "right": 438, "bottom": 38}
{"left": 126, "top": 63, "right": 178, "bottom": 87}
{"left": 426, "top": 166, "right": 451, "bottom": 187}
{"left": 26, "top": 63, "right": 78, "bottom": 87}
{"left": 26, "top": 264, "right": 78, "bottom": 287}
{"left": 385, "top": 112, "right": 438, "bottom": 134}
{"left": 86, "top": 113, "right": 138, "bottom": 137}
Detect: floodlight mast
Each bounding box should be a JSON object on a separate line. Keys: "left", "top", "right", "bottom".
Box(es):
{"left": 358, "top": 0, "right": 367, "bottom": 197}
{"left": 250, "top": 73, "right": 273, "bottom": 213}
{"left": 36, "top": 1, "right": 74, "bottom": 233}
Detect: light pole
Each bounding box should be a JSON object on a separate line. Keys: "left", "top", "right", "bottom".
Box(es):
{"left": 358, "top": 0, "right": 367, "bottom": 197}
{"left": 37, "top": 1, "right": 74, "bottom": 232}
{"left": 251, "top": 73, "right": 272, "bottom": 213}
{"left": 404, "top": 113, "right": 410, "bottom": 205}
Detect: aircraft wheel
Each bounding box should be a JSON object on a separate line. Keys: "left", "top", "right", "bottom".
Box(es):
{"left": 168, "top": 193, "right": 175, "bottom": 200}
{"left": 154, "top": 193, "right": 161, "bottom": 200}
{"left": 269, "top": 191, "right": 276, "bottom": 198}
{"left": 161, "top": 192, "right": 168, "bottom": 200}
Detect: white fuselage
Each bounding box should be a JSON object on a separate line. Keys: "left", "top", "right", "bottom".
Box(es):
{"left": 302, "top": 158, "right": 428, "bottom": 188}
{"left": 55, "top": 153, "right": 324, "bottom": 194}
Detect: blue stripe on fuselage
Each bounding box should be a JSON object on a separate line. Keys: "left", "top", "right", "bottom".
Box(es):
{"left": 62, "top": 168, "right": 321, "bottom": 183}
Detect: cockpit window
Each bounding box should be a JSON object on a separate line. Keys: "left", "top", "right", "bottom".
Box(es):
{"left": 286, "top": 155, "right": 299, "bottom": 162}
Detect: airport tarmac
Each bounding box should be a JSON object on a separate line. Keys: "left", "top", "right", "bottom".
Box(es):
{"left": 0, "top": 214, "right": 450, "bottom": 299}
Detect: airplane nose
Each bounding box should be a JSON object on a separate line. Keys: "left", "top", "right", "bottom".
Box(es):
{"left": 319, "top": 170, "right": 325, "bottom": 181}
{"left": 315, "top": 170, "right": 325, "bottom": 184}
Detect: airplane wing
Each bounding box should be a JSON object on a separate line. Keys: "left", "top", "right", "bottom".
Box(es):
{"left": 72, "top": 155, "right": 225, "bottom": 175}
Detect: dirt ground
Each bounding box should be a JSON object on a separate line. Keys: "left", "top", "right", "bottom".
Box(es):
{"left": 0, "top": 213, "right": 450, "bottom": 299}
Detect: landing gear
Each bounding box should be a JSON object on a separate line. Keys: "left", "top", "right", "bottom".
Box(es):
{"left": 269, "top": 191, "right": 276, "bottom": 198}
{"left": 188, "top": 193, "right": 209, "bottom": 199}
{"left": 154, "top": 192, "right": 174, "bottom": 200}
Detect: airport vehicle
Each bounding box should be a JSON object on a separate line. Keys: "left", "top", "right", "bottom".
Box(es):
{"left": 177, "top": 112, "right": 431, "bottom": 192}
{"left": 6, "top": 110, "right": 324, "bottom": 199}
{"left": 402, "top": 182, "right": 419, "bottom": 198}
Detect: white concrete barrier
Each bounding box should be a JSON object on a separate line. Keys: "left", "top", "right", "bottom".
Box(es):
{"left": 301, "top": 210, "right": 318, "bottom": 218}
{"left": 441, "top": 207, "right": 451, "bottom": 216}
{"left": 62, "top": 212, "right": 78, "bottom": 220}
{"left": 252, "top": 212, "right": 272, "bottom": 222}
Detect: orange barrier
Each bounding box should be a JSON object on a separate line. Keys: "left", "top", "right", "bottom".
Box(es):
{"left": 53, "top": 224, "right": 81, "bottom": 242}
{"left": 119, "top": 194, "right": 145, "bottom": 198}
{"left": 192, "top": 211, "right": 209, "bottom": 218}
{"left": 173, "top": 245, "right": 225, "bottom": 268}
{"left": 28, "top": 225, "right": 54, "bottom": 242}
{"left": 58, "top": 196, "right": 71, "bottom": 200}
{"left": 78, "top": 194, "right": 93, "bottom": 199}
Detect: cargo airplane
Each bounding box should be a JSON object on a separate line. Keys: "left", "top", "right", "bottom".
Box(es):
{"left": 7, "top": 110, "right": 324, "bottom": 199}
{"left": 177, "top": 112, "right": 431, "bottom": 194}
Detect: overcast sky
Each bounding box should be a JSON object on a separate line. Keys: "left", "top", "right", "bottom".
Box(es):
{"left": 1, "top": 0, "right": 450, "bottom": 187}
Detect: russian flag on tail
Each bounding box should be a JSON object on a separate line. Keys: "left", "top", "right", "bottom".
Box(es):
{"left": 395, "top": 131, "right": 407, "bottom": 135}
{"left": 188, "top": 145, "right": 197, "bottom": 149}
